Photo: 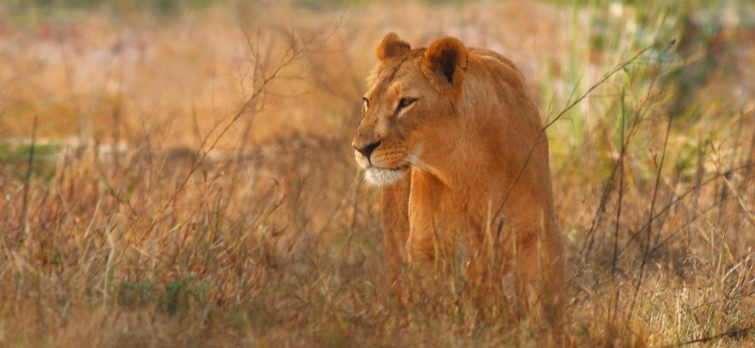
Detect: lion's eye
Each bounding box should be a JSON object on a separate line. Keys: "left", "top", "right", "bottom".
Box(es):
{"left": 363, "top": 97, "right": 370, "bottom": 110}
{"left": 396, "top": 97, "right": 417, "bottom": 112}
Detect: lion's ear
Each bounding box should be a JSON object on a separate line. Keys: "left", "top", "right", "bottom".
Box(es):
{"left": 424, "top": 37, "right": 467, "bottom": 89}
{"left": 377, "top": 33, "right": 411, "bottom": 61}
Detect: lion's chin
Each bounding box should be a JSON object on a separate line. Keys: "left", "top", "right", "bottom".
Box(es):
{"left": 364, "top": 167, "right": 407, "bottom": 187}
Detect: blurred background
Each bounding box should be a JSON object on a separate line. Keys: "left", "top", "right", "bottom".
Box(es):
{"left": 1, "top": 0, "right": 754, "bottom": 346}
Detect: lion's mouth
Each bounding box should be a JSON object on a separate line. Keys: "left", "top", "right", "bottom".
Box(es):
{"left": 354, "top": 151, "right": 410, "bottom": 172}
{"left": 363, "top": 165, "right": 409, "bottom": 187}
{"left": 372, "top": 164, "right": 409, "bottom": 172}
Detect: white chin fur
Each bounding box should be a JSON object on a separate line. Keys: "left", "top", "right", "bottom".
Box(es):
{"left": 364, "top": 168, "right": 404, "bottom": 187}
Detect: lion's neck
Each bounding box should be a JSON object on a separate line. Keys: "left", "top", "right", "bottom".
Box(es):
{"left": 415, "top": 135, "right": 499, "bottom": 193}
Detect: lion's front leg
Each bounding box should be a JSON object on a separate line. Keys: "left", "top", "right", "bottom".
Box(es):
{"left": 404, "top": 169, "right": 457, "bottom": 274}
{"left": 405, "top": 227, "right": 439, "bottom": 272}
{"left": 514, "top": 218, "right": 565, "bottom": 343}
{"left": 380, "top": 170, "right": 411, "bottom": 289}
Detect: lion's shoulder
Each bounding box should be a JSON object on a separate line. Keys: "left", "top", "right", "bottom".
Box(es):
{"left": 467, "top": 48, "right": 517, "bottom": 71}
{"left": 464, "top": 48, "right": 530, "bottom": 96}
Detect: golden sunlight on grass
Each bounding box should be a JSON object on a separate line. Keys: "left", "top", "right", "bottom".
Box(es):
{"left": 1, "top": 0, "right": 754, "bottom": 347}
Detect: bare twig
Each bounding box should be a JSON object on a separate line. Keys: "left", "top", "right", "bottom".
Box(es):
{"left": 136, "top": 30, "right": 316, "bottom": 246}
{"left": 18, "top": 115, "right": 38, "bottom": 242}
{"left": 579, "top": 151, "right": 621, "bottom": 263}
{"left": 493, "top": 46, "right": 654, "bottom": 220}
{"left": 664, "top": 326, "right": 755, "bottom": 347}
{"left": 609, "top": 88, "right": 627, "bottom": 330}
{"left": 492, "top": 44, "right": 656, "bottom": 238}
{"left": 626, "top": 110, "right": 673, "bottom": 326}
{"left": 710, "top": 142, "right": 755, "bottom": 227}
{"left": 579, "top": 40, "right": 676, "bottom": 268}
{"left": 619, "top": 162, "right": 755, "bottom": 256}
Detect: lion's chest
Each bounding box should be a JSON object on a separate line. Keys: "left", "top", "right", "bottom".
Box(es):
{"left": 407, "top": 170, "right": 485, "bottom": 244}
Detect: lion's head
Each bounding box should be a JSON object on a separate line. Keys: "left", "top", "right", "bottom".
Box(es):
{"left": 352, "top": 33, "right": 469, "bottom": 186}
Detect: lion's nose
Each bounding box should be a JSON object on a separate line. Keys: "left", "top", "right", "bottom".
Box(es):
{"left": 354, "top": 141, "right": 381, "bottom": 159}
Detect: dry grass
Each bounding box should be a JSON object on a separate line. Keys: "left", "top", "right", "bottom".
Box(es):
{"left": 1, "top": 1, "right": 754, "bottom": 347}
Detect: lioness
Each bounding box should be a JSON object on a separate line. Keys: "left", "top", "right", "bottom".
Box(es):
{"left": 352, "top": 33, "right": 564, "bottom": 326}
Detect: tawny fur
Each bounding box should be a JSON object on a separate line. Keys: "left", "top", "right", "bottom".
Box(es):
{"left": 352, "top": 33, "right": 565, "bottom": 329}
